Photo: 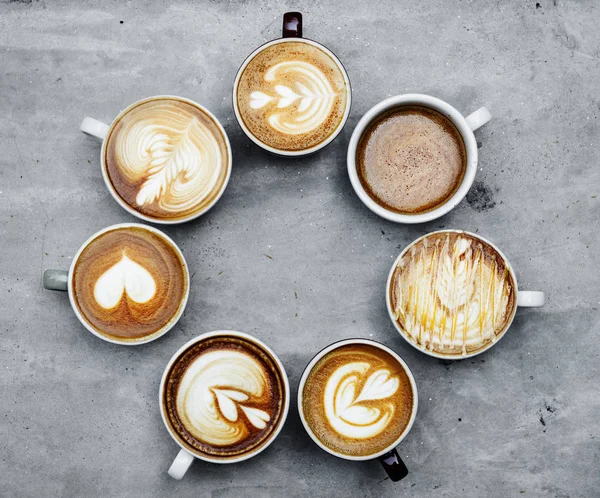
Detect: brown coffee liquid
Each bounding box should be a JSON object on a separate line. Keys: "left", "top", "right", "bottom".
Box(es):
{"left": 72, "top": 227, "right": 187, "bottom": 342}
{"left": 302, "top": 344, "right": 413, "bottom": 458}
{"left": 163, "top": 335, "right": 286, "bottom": 459}
{"left": 357, "top": 106, "right": 467, "bottom": 214}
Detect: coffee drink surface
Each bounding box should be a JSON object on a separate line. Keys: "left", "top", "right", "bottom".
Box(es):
{"left": 163, "top": 335, "right": 286, "bottom": 459}
{"left": 105, "top": 97, "right": 229, "bottom": 221}
{"left": 72, "top": 226, "right": 187, "bottom": 342}
{"left": 236, "top": 41, "right": 349, "bottom": 151}
{"left": 390, "top": 232, "right": 516, "bottom": 356}
{"left": 302, "top": 344, "right": 414, "bottom": 458}
{"left": 357, "top": 106, "right": 467, "bottom": 214}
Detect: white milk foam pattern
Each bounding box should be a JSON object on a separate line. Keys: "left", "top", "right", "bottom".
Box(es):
{"left": 249, "top": 61, "right": 337, "bottom": 135}
{"left": 324, "top": 362, "right": 399, "bottom": 440}
{"left": 176, "top": 350, "right": 271, "bottom": 446}
{"left": 114, "top": 102, "right": 224, "bottom": 214}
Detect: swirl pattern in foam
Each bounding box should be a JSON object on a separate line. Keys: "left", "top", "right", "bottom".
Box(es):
{"left": 236, "top": 41, "right": 349, "bottom": 151}
{"left": 302, "top": 344, "right": 414, "bottom": 458}
{"left": 163, "top": 335, "right": 286, "bottom": 458}
{"left": 390, "top": 232, "right": 516, "bottom": 356}
{"left": 105, "top": 98, "right": 229, "bottom": 221}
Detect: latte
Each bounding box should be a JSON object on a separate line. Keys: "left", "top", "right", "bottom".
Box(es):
{"left": 389, "top": 231, "right": 517, "bottom": 356}
{"left": 235, "top": 40, "right": 349, "bottom": 152}
{"left": 357, "top": 106, "right": 467, "bottom": 214}
{"left": 104, "top": 97, "right": 230, "bottom": 222}
{"left": 301, "top": 343, "right": 414, "bottom": 458}
{"left": 71, "top": 225, "right": 188, "bottom": 342}
{"left": 162, "top": 334, "right": 287, "bottom": 459}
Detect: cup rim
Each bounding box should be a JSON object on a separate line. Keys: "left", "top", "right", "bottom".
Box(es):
{"left": 159, "top": 330, "right": 291, "bottom": 464}
{"left": 67, "top": 223, "right": 190, "bottom": 346}
{"left": 347, "top": 94, "right": 478, "bottom": 224}
{"left": 385, "top": 229, "right": 520, "bottom": 360}
{"left": 232, "top": 37, "right": 352, "bottom": 156}
{"left": 297, "top": 338, "right": 418, "bottom": 461}
{"left": 99, "top": 95, "right": 232, "bottom": 225}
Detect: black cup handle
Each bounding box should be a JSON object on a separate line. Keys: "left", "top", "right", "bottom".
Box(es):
{"left": 283, "top": 12, "right": 302, "bottom": 38}
{"left": 379, "top": 448, "right": 408, "bottom": 482}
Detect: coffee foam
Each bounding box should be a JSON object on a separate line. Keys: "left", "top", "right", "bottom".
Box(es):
{"left": 71, "top": 227, "right": 187, "bottom": 341}
{"left": 390, "top": 232, "right": 516, "bottom": 356}
{"left": 105, "top": 98, "right": 229, "bottom": 221}
{"left": 164, "top": 336, "right": 285, "bottom": 458}
{"left": 236, "top": 41, "right": 348, "bottom": 151}
{"left": 357, "top": 106, "right": 467, "bottom": 214}
{"left": 302, "top": 344, "right": 413, "bottom": 458}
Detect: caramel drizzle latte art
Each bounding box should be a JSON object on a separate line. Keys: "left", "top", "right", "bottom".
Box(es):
{"left": 390, "top": 233, "right": 515, "bottom": 356}
{"left": 106, "top": 99, "right": 228, "bottom": 220}
{"left": 176, "top": 350, "right": 273, "bottom": 447}
{"left": 325, "top": 363, "right": 399, "bottom": 440}
{"left": 249, "top": 61, "right": 338, "bottom": 135}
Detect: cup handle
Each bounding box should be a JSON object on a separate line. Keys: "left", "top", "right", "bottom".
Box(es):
{"left": 168, "top": 448, "right": 195, "bottom": 480}
{"left": 517, "top": 291, "right": 545, "bottom": 307}
{"left": 464, "top": 107, "right": 492, "bottom": 132}
{"left": 43, "top": 270, "right": 68, "bottom": 291}
{"left": 283, "top": 12, "right": 302, "bottom": 38}
{"left": 379, "top": 448, "right": 409, "bottom": 482}
{"left": 80, "top": 117, "right": 110, "bottom": 141}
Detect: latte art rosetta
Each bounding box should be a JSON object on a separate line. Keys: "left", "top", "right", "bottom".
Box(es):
{"left": 176, "top": 350, "right": 272, "bottom": 447}
{"left": 390, "top": 233, "right": 515, "bottom": 356}
{"left": 325, "top": 363, "right": 399, "bottom": 439}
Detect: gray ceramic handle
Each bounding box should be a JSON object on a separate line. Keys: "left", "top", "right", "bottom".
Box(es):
{"left": 43, "top": 270, "right": 69, "bottom": 291}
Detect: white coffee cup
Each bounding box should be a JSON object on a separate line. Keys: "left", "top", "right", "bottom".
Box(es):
{"left": 297, "top": 338, "right": 418, "bottom": 481}
{"left": 386, "top": 230, "right": 546, "bottom": 359}
{"left": 347, "top": 94, "right": 492, "bottom": 223}
{"left": 160, "top": 330, "right": 290, "bottom": 479}
{"left": 42, "top": 223, "right": 189, "bottom": 346}
{"left": 80, "top": 95, "right": 232, "bottom": 224}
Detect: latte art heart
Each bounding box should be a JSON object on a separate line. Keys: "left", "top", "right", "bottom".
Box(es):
{"left": 94, "top": 254, "right": 156, "bottom": 309}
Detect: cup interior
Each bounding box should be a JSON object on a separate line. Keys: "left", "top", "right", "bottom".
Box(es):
{"left": 347, "top": 94, "right": 478, "bottom": 223}
{"left": 297, "top": 338, "right": 418, "bottom": 461}
{"left": 385, "top": 230, "right": 520, "bottom": 360}
{"left": 159, "top": 330, "right": 290, "bottom": 464}
{"left": 99, "top": 95, "right": 232, "bottom": 225}
{"left": 67, "top": 223, "right": 190, "bottom": 346}
{"left": 232, "top": 37, "right": 352, "bottom": 156}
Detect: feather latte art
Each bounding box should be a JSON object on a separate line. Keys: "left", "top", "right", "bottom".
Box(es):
{"left": 163, "top": 335, "right": 286, "bottom": 459}
{"left": 301, "top": 343, "right": 414, "bottom": 458}
{"left": 104, "top": 97, "right": 230, "bottom": 222}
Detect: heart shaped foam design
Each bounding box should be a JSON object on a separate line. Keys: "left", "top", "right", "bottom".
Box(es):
{"left": 93, "top": 254, "right": 157, "bottom": 309}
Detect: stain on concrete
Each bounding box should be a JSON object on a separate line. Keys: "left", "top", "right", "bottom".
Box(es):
{"left": 466, "top": 181, "right": 496, "bottom": 211}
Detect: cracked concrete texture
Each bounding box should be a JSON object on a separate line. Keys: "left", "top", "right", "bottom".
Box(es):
{"left": 0, "top": 0, "right": 598, "bottom": 497}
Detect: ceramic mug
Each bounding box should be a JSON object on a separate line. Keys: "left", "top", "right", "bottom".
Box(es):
{"left": 42, "top": 223, "right": 189, "bottom": 345}
{"left": 160, "top": 331, "right": 290, "bottom": 479}
{"left": 80, "top": 95, "right": 232, "bottom": 224}
{"left": 347, "top": 94, "right": 491, "bottom": 223}
{"left": 298, "top": 338, "right": 418, "bottom": 482}
{"left": 232, "top": 12, "right": 352, "bottom": 156}
{"left": 386, "top": 230, "right": 545, "bottom": 359}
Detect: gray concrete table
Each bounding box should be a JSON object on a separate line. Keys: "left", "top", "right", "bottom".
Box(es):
{"left": 1, "top": 1, "right": 598, "bottom": 496}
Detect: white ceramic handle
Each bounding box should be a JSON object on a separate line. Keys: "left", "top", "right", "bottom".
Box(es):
{"left": 517, "top": 291, "right": 545, "bottom": 307}
{"left": 465, "top": 107, "right": 492, "bottom": 132}
{"left": 168, "top": 448, "right": 194, "bottom": 480}
{"left": 80, "top": 117, "right": 109, "bottom": 140}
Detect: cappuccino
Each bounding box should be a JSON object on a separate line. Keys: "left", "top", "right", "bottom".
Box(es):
{"left": 389, "top": 231, "right": 517, "bottom": 356}
{"left": 301, "top": 343, "right": 414, "bottom": 458}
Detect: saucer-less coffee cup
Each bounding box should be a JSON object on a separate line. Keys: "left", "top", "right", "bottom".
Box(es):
{"left": 348, "top": 94, "right": 491, "bottom": 223}
{"left": 386, "top": 230, "right": 545, "bottom": 359}
{"left": 160, "top": 331, "right": 290, "bottom": 479}
{"left": 43, "top": 223, "right": 189, "bottom": 345}
{"left": 80, "top": 95, "right": 232, "bottom": 224}
{"left": 298, "top": 338, "right": 418, "bottom": 482}
{"left": 233, "top": 12, "right": 352, "bottom": 156}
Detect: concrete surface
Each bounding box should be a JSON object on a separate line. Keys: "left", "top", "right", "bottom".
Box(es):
{"left": 0, "top": 0, "right": 599, "bottom": 496}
